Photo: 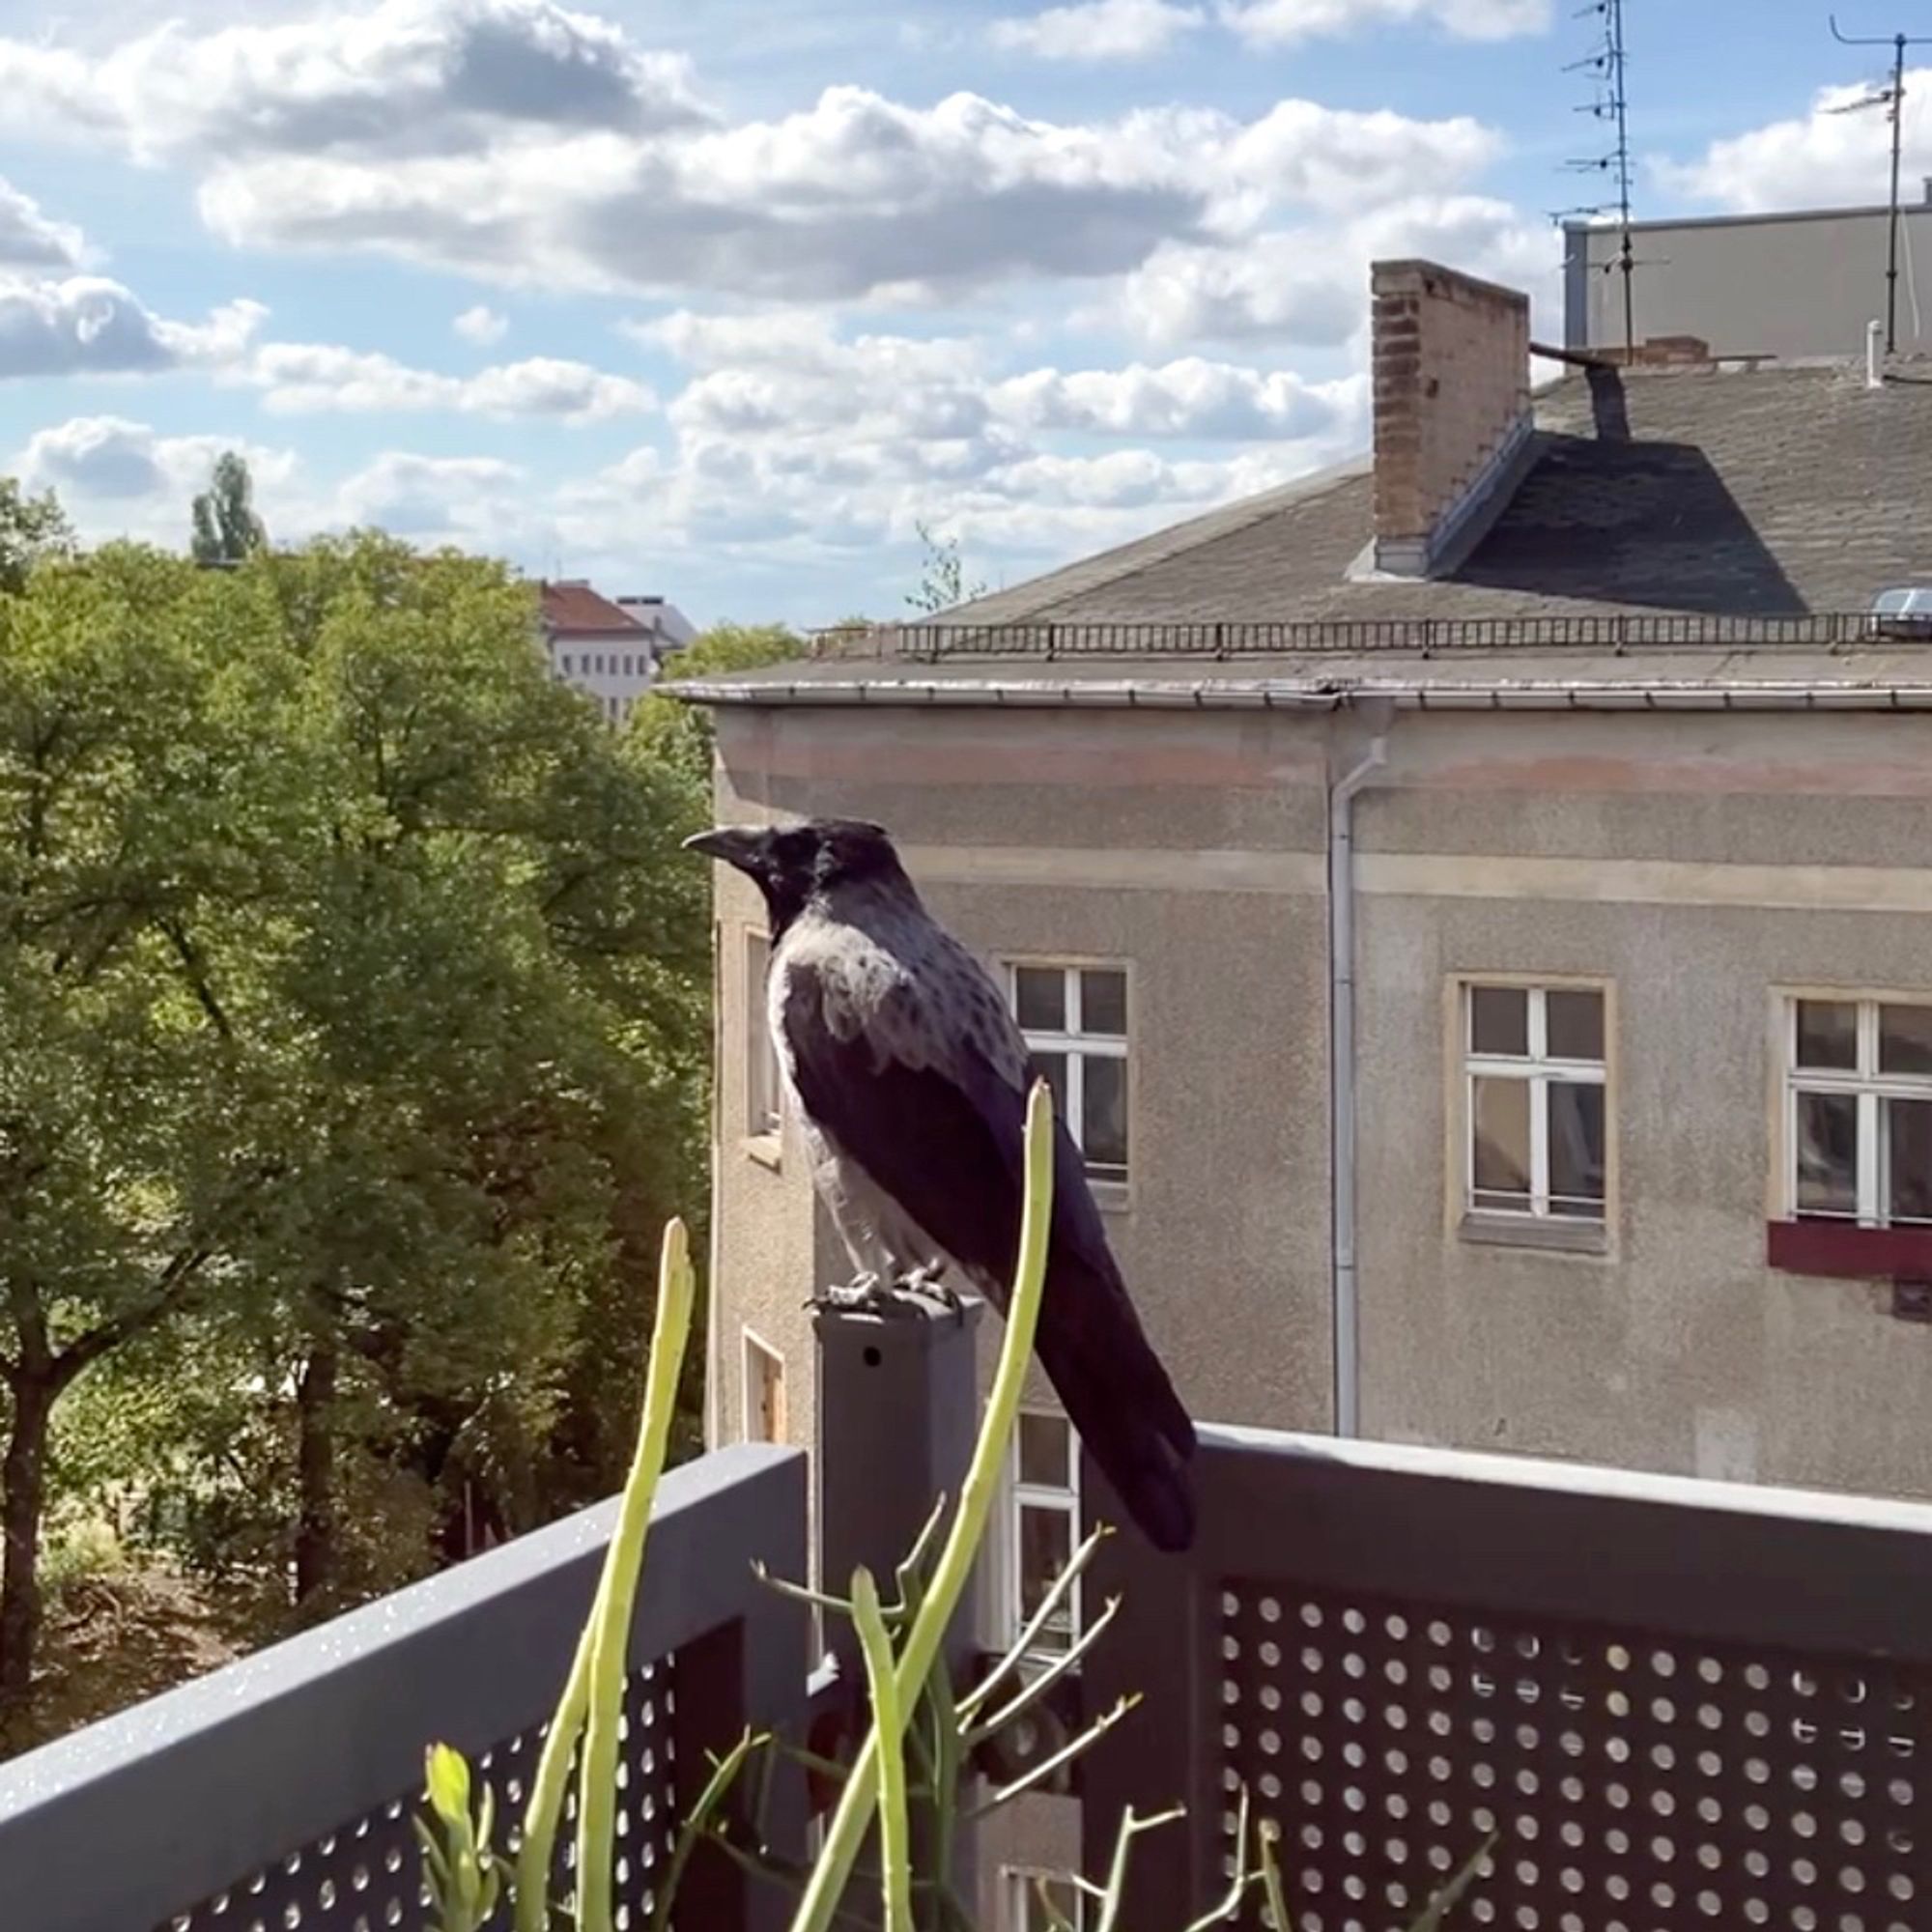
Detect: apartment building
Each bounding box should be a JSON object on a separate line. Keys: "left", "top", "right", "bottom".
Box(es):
{"left": 683, "top": 258, "right": 1932, "bottom": 1919}
{"left": 538, "top": 579, "right": 695, "bottom": 724}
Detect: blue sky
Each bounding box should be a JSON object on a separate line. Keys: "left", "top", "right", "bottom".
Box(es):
{"left": 0, "top": 0, "right": 1916, "bottom": 628}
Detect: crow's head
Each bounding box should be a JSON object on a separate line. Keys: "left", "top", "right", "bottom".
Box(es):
{"left": 683, "top": 817, "right": 908, "bottom": 929}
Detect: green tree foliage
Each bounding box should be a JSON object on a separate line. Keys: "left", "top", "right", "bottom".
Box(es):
{"left": 0, "top": 480, "right": 74, "bottom": 594}
{"left": 628, "top": 621, "right": 807, "bottom": 794}
{"left": 0, "top": 536, "right": 711, "bottom": 1714}
{"left": 189, "top": 451, "right": 267, "bottom": 565}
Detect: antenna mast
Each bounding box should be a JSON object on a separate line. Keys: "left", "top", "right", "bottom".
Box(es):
{"left": 1562, "top": 0, "right": 1637, "bottom": 361}
{"left": 1829, "top": 14, "right": 1932, "bottom": 355}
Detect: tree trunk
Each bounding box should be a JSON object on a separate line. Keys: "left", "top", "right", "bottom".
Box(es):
{"left": 0, "top": 1371, "right": 55, "bottom": 1709}
{"left": 294, "top": 1343, "right": 338, "bottom": 1606}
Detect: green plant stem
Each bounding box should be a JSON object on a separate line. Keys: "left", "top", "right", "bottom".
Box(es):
{"left": 852, "top": 1569, "right": 914, "bottom": 1932}
{"left": 515, "top": 1592, "right": 598, "bottom": 1929}
{"left": 789, "top": 1079, "right": 1059, "bottom": 1932}
{"left": 574, "top": 1218, "right": 697, "bottom": 1932}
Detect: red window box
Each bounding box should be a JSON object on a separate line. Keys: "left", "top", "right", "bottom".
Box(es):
{"left": 1766, "top": 1218, "right": 1932, "bottom": 1280}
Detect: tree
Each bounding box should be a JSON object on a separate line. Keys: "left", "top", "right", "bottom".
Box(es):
{"left": 0, "top": 480, "right": 73, "bottom": 595}
{"left": 905, "top": 521, "right": 986, "bottom": 615}
{"left": 0, "top": 537, "right": 711, "bottom": 1709}
{"left": 190, "top": 452, "right": 267, "bottom": 565}
{"left": 629, "top": 621, "right": 807, "bottom": 795}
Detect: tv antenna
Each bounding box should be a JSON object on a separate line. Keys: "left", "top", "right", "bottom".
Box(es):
{"left": 1828, "top": 15, "right": 1932, "bottom": 355}
{"left": 1559, "top": 0, "right": 1637, "bottom": 361}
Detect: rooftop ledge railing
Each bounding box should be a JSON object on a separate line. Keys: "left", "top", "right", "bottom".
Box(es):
{"left": 7, "top": 1296, "right": 1932, "bottom": 1929}
{"left": 813, "top": 612, "right": 1925, "bottom": 662}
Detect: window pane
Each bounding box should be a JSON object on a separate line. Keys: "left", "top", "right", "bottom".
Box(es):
{"left": 1018, "top": 1411, "right": 1071, "bottom": 1488}
{"left": 1547, "top": 1079, "right": 1606, "bottom": 1218}
{"left": 1081, "top": 969, "right": 1127, "bottom": 1037}
{"left": 1796, "top": 1000, "right": 1859, "bottom": 1070}
{"left": 1546, "top": 989, "right": 1605, "bottom": 1063}
{"left": 1469, "top": 985, "right": 1528, "bottom": 1057}
{"left": 1881, "top": 1004, "right": 1932, "bottom": 1075}
{"left": 1470, "top": 1076, "right": 1531, "bottom": 1209}
{"left": 1015, "top": 967, "right": 1065, "bottom": 1032}
{"left": 1889, "top": 1097, "right": 1932, "bottom": 1224}
{"left": 1794, "top": 1089, "right": 1859, "bottom": 1217}
{"left": 1082, "top": 1053, "right": 1128, "bottom": 1179}
{"left": 1018, "top": 1504, "right": 1073, "bottom": 1645}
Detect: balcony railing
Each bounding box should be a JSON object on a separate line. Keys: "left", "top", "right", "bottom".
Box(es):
{"left": 5, "top": 1298, "right": 1932, "bottom": 1930}
{"left": 820, "top": 612, "right": 1908, "bottom": 662}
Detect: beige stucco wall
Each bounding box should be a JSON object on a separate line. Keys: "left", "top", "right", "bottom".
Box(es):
{"left": 1353, "top": 707, "right": 1932, "bottom": 1498}
{"left": 706, "top": 695, "right": 1932, "bottom": 1515}
{"left": 704, "top": 704, "right": 1337, "bottom": 1466}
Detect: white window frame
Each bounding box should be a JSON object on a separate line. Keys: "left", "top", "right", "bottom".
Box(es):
{"left": 742, "top": 1328, "right": 786, "bottom": 1445}
{"left": 1001, "top": 1408, "right": 1081, "bottom": 1659}
{"left": 1462, "top": 980, "right": 1608, "bottom": 1224}
{"left": 1002, "top": 1866, "right": 1088, "bottom": 1932}
{"left": 1782, "top": 994, "right": 1932, "bottom": 1226}
{"left": 746, "top": 931, "right": 782, "bottom": 1144}
{"left": 1004, "top": 961, "right": 1129, "bottom": 1187}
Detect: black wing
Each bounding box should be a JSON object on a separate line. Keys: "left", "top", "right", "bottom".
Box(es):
{"left": 781, "top": 958, "right": 1196, "bottom": 1551}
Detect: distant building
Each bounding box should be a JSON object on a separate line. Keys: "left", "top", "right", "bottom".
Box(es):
{"left": 1565, "top": 195, "right": 1932, "bottom": 361}
{"left": 538, "top": 580, "right": 696, "bottom": 725}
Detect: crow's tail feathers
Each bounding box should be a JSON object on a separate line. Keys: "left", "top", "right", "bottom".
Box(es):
{"left": 1034, "top": 1272, "right": 1197, "bottom": 1555}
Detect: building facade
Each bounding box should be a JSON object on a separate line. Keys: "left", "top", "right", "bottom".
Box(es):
{"left": 686, "top": 255, "right": 1932, "bottom": 1921}
{"left": 1565, "top": 198, "right": 1932, "bottom": 361}
{"left": 538, "top": 580, "right": 695, "bottom": 724}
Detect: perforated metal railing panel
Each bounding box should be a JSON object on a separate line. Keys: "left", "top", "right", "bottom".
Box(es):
{"left": 1215, "top": 1581, "right": 1926, "bottom": 1932}
{"left": 163, "top": 1658, "right": 679, "bottom": 1932}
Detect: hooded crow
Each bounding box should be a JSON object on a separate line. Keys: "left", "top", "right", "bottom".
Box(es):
{"left": 686, "top": 816, "right": 1196, "bottom": 1553}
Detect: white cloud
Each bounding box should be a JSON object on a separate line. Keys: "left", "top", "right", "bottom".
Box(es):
{"left": 0, "top": 179, "right": 85, "bottom": 269}
{"left": 0, "top": 0, "right": 709, "bottom": 160}
{"left": 0, "top": 0, "right": 1506, "bottom": 302}
{"left": 1220, "top": 0, "right": 1549, "bottom": 45}
{"left": 20, "top": 414, "right": 298, "bottom": 510}
{"left": 992, "top": 357, "right": 1360, "bottom": 440}
{"left": 0, "top": 276, "right": 264, "bottom": 378}
{"left": 336, "top": 451, "right": 530, "bottom": 539}
{"left": 990, "top": 0, "right": 1206, "bottom": 61}
{"left": 1660, "top": 70, "right": 1932, "bottom": 213}
{"left": 242, "top": 340, "right": 653, "bottom": 420}
{"left": 1114, "top": 233, "right": 1362, "bottom": 349}
{"left": 1112, "top": 195, "right": 1557, "bottom": 349}
{"left": 453, "top": 302, "right": 507, "bottom": 344}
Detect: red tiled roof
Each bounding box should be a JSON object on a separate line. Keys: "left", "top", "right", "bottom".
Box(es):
{"left": 540, "top": 582, "right": 645, "bottom": 634}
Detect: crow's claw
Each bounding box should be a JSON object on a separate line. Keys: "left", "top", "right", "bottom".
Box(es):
{"left": 808, "top": 1266, "right": 961, "bottom": 1322}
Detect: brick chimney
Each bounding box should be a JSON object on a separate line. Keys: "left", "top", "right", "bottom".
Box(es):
{"left": 1369, "top": 259, "right": 1534, "bottom": 579}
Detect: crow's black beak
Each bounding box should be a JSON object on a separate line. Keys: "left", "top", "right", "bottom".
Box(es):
{"left": 683, "top": 825, "right": 770, "bottom": 871}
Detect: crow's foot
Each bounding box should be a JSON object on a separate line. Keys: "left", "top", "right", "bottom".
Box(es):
{"left": 808, "top": 1266, "right": 961, "bottom": 1322}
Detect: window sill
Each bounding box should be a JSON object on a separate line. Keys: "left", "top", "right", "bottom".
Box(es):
{"left": 1459, "top": 1211, "right": 1608, "bottom": 1257}
{"left": 1766, "top": 1218, "right": 1932, "bottom": 1280}
{"left": 1091, "top": 1179, "right": 1131, "bottom": 1217}
{"left": 742, "top": 1133, "right": 783, "bottom": 1174}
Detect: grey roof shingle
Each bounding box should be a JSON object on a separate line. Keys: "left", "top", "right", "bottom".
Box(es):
{"left": 940, "top": 362, "right": 1932, "bottom": 629}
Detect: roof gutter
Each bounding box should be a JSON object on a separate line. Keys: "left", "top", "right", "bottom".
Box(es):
{"left": 672, "top": 676, "right": 1932, "bottom": 713}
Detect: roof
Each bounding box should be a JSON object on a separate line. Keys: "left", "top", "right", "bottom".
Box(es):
{"left": 672, "top": 643, "right": 1932, "bottom": 713}
{"left": 929, "top": 361, "right": 1932, "bottom": 632}
{"left": 539, "top": 581, "right": 645, "bottom": 635}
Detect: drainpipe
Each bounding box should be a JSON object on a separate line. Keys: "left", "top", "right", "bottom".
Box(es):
{"left": 1868, "top": 318, "right": 1886, "bottom": 391}
{"left": 1328, "top": 724, "right": 1388, "bottom": 1440}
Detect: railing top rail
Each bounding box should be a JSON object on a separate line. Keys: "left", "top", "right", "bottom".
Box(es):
{"left": 1183, "top": 1423, "right": 1932, "bottom": 1659}
{"left": 0, "top": 1441, "right": 803, "bottom": 1930}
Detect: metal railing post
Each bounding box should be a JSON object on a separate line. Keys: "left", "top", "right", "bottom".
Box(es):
{"left": 814, "top": 1297, "right": 986, "bottom": 1908}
